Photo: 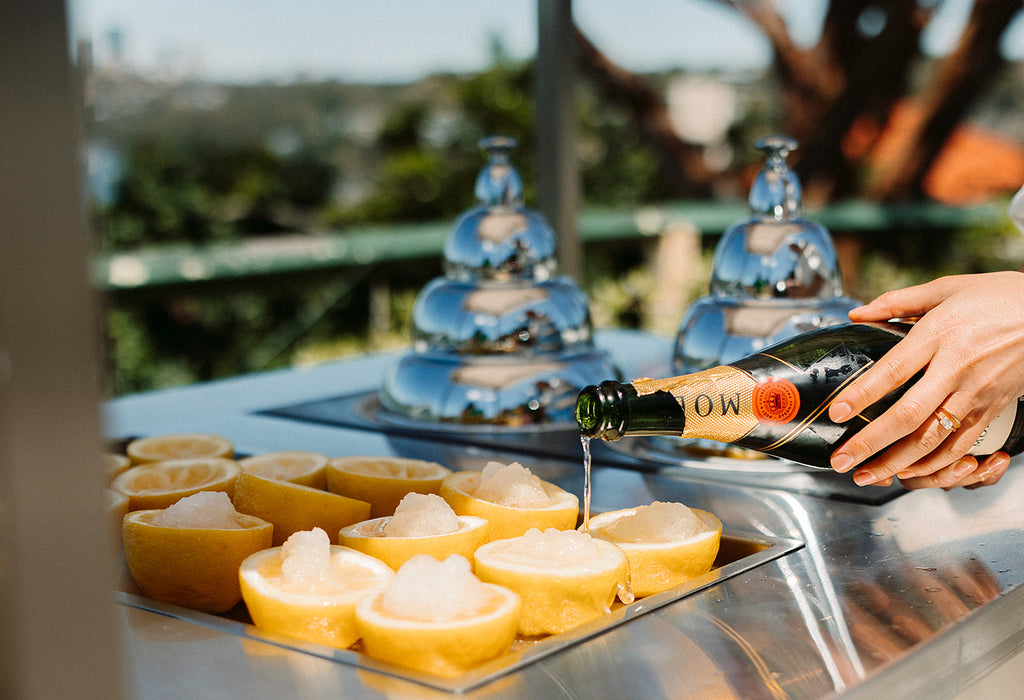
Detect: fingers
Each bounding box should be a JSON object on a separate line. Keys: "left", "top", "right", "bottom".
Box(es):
{"left": 894, "top": 452, "right": 1010, "bottom": 491}
{"left": 846, "top": 277, "right": 957, "bottom": 323}
{"left": 831, "top": 379, "right": 966, "bottom": 476}
{"left": 828, "top": 313, "right": 953, "bottom": 432}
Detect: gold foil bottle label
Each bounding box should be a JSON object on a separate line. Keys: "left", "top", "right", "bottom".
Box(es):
{"left": 632, "top": 367, "right": 759, "bottom": 442}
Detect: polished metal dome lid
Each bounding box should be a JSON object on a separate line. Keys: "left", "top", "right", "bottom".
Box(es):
{"left": 380, "top": 136, "right": 617, "bottom": 427}
{"left": 673, "top": 135, "right": 859, "bottom": 376}
{"left": 709, "top": 135, "right": 846, "bottom": 299}
{"left": 444, "top": 136, "right": 557, "bottom": 282}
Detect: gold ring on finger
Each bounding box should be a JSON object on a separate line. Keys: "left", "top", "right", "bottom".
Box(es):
{"left": 934, "top": 405, "right": 962, "bottom": 431}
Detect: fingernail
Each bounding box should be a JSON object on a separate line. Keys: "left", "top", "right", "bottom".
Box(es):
{"left": 896, "top": 471, "right": 913, "bottom": 479}
{"left": 853, "top": 471, "right": 877, "bottom": 486}
{"left": 953, "top": 459, "right": 975, "bottom": 478}
{"left": 830, "top": 401, "right": 852, "bottom": 423}
{"left": 832, "top": 452, "right": 855, "bottom": 473}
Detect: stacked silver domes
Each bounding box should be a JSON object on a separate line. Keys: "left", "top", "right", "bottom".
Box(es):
{"left": 381, "top": 137, "right": 617, "bottom": 427}
{"left": 673, "top": 135, "right": 860, "bottom": 375}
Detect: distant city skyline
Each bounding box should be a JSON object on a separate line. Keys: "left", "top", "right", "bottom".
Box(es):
{"left": 73, "top": 0, "right": 1024, "bottom": 84}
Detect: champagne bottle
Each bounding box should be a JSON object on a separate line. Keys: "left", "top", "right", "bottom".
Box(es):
{"left": 576, "top": 322, "right": 1024, "bottom": 469}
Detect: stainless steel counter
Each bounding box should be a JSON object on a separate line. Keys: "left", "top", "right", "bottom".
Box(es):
{"left": 105, "top": 330, "right": 1024, "bottom": 699}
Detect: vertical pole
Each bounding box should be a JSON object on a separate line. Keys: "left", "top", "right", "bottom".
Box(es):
{"left": 0, "top": 1, "right": 124, "bottom": 697}
{"left": 535, "top": 0, "right": 581, "bottom": 279}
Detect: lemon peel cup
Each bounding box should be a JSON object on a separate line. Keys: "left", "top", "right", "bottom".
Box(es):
{"left": 354, "top": 555, "right": 521, "bottom": 678}
{"left": 233, "top": 471, "right": 370, "bottom": 546}
{"left": 339, "top": 514, "right": 489, "bottom": 571}
{"left": 473, "top": 528, "right": 629, "bottom": 637}
{"left": 112, "top": 457, "right": 240, "bottom": 511}
{"left": 326, "top": 456, "right": 452, "bottom": 518}
{"left": 439, "top": 470, "right": 578, "bottom": 541}
{"left": 122, "top": 506, "right": 272, "bottom": 613}
{"left": 238, "top": 451, "right": 328, "bottom": 489}
{"left": 125, "top": 433, "right": 234, "bottom": 464}
{"left": 239, "top": 531, "right": 394, "bottom": 650}
{"left": 584, "top": 504, "right": 722, "bottom": 598}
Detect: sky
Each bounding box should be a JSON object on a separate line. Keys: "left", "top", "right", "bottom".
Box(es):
{"left": 73, "top": 0, "right": 1024, "bottom": 84}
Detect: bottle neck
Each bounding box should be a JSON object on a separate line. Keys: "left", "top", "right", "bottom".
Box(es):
{"left": 576, "top": 381, "right": 629, "bottom": 440}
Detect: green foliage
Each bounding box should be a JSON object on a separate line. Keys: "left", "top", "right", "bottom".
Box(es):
{"left": 92, "top": 59, "right": 1024, "bottom": 396}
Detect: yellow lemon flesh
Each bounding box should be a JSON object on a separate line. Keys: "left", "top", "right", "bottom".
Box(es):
{"left": 355, "top": 554, "right": 521, "bottom": 678}
{"left": 474, "top": 528, "right": 629, "bottom": 637}
{"left": 440, "top": 462, "right": 578, "bottom": 541}
{"left": 126, "top": 433, "right": 234, "bottom": 464}
{"left": 326, "top": 456, "right": 451, "bottom": 518}
{"left": 239, "top": 528, "right": 394, "bottom": 650}
{"left": 233, "top": 471, "right": 370, "bottom": 546}
{"left": 111, "top": 457, "right": 240, "bottom": 511}
{"left": 237, "top": 451, "right": 328, "bottom": 489}
{"left": 122, "top": 492, "right": 273, "bottom": 613}
{"left": 584, "top": 502, "right": 722, "bottom": 598}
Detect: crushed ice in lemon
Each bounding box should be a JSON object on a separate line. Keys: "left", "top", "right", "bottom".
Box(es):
{"left": 600, "top": 501, "right": 706, "bottom": 543}
{"left": 383, "top": 493, "right": 460, "bottom": 537}
{"left": 150, "top": 491, "right": 245, "bottom": 529}
{"left": 280, "top": 528, "right": 332, "bottom": 586}
{"left": 473, "top": 461, "right": 551, "bottom": 507}
{"left": 379, "top": 554, "right": 492, "bottom": 622}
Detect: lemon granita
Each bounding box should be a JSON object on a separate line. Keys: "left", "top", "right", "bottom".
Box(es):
{"left": 339, "top": 493, "right": 489, "bottom": 571}
{"left": 239, "top": 528, "right": 394, "bottom": 650}
{"left": 326, "top": 456, "right": 452, "bottom": 518}
{"left": 238, "top": 451, "right": 329, "bottom": 489}
{"left": 122, "top": 491, "right": 272, "bottom": 613}
{"left": 585, "top": 502, "right": 722, "bottom": 598}
{"left": 112, "top": 457, "right": 240, "bottom": 511}
{"left": 125, "top": 433, "right": 234, "bottom": 464}
{"left": 473, "top": 527, "right": 629, "bottom": 636}
{"left": 355, "top": 554, "right": 521, "bottom": 678}
{"left": 440, "top": 462, "right": 578, "bottom": 541}
{"left": 233, "top": 471, "right": 370, "bottom": 546}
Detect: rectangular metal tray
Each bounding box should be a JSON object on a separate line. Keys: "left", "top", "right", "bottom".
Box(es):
{"left": 116, "top": 528, "right": 803, "bottom": 693}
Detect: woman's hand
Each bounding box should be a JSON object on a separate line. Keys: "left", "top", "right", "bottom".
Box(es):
{"left": 827, "top": 271, "right": 1024, "bottom": 489}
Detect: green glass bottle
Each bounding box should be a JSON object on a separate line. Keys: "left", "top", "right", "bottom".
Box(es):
{"left": 576, "top": 322, "right": 1024, "bottom": 469}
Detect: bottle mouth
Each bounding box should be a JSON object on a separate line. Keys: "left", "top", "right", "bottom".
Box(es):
{"left": 575, "top": 385, "right": 602, "bottom": 436}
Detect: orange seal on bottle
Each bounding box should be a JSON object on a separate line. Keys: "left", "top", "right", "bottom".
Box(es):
{"left": 752, "top": 377, "right": 800, "bottom": 424}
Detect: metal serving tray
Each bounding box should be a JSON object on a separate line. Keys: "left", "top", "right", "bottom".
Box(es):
{"left": 116, "top": 529, "right": 802, "bottom": 694}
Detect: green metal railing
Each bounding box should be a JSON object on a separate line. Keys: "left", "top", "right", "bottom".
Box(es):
{"left": 94, "top": 199, "right": 1006, "bottom": 293}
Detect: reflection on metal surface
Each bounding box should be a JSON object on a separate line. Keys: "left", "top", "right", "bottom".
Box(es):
{"left": 117, "top": 530, "right": 802, "bottom": 693}
{"left": 605, "top": 433, "right": 822, "bottom": 473}
{"left": 844, "top": 552, "right": 1003, "bottom": 668}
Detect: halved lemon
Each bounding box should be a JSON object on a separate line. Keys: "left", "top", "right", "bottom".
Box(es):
{"left": 339, "top": 515, "right": 489, "bottom": 572}
{"left": 104, "top": 453, "right": 132, "bottom": 482}
{"left": 123, "top": 496, "right": 273, "bottom": 613}
{"left": 237, "top": 451, "right": 328, "bottom": 490}
{"left": 111, "top": 458, "right": 240, "bottom": 511}
{"left": 233, "top": 471, "right": 370, "bottom": 546}
{"left": 584, "top": 503, "right": 722, "bottom": 598}
{"left": 440, "top": 469, "right": 578, "bottom": 542}
{"left": 106, "top": 489, "right": 130, "bottom": 547}
{"left": 473, "top": 528, "right": 629, "bottom": 637}
{"left": 326, "top": 457, "right": 451, "bottom": 518}
{"left": 354, "top": 554, "right": 521, "bottom": 677}
{"left": 238, "top": 529, "right": 395, "bottom": 650}
{"left": 125, "top": 433, "right": 234, "bottom": 464}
